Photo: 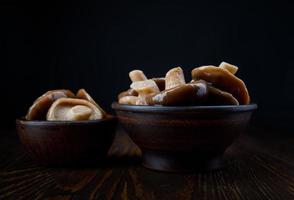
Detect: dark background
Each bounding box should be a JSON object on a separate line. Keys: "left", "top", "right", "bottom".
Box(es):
{"left": 1, "top": 1, "right": 293, "bottom": 129}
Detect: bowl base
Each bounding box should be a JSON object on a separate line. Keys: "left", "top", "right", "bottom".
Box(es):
{"left": 141, "top": 151, "right": 225, "bottom": 172}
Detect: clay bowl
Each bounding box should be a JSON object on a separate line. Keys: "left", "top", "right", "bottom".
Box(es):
{"left": 112, "top": 102, "right": 257, "bottom": 172}
{"left": 16, "top": 115, "right": 117, "bottom": 166}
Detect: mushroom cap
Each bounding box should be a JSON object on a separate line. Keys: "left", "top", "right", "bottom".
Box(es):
{"left": 129, "top": 70, "right": 148, "bottom": 82}
{"left": 219, "top": 62, "right": 238, "bottom": 75}
{"left": 118, "top": 89, "right": 138, "bottom": 100}
{"left": 152, "top": 77, "right": 166, "bottom": 91}
{"left": 191, "top": 66, "right": 250, "bottom": 105}
{"left": 165, "top": 67, "right": 186, "bottom": 90}
{"left": 76, "top": 88, "right": 106, "bottom": 116}
{"left": 25, "top": 89, "right": 75, "bottom": 120}
{"left": 207, "top": 86, "right": 239, "bottom": 105}
{"left": 146, "top": 81, "right": 208, "bottom": 106}
{"left": 119, "top": 96, "right": 147, "bottom": 105}
{"left": 46, "top": 98, "right": 103, "bottom": 121}
{"left": 130, "top": 80, "right": 160, "bottom": 97}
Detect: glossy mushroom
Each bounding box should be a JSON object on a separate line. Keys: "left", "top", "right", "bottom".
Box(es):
{"left": 191, "top": 65, "right": 250, "bottom": 104}
{"left": 119, "top": 96, "right": 147, "bottom": 105}
{"left": 26, "top": 89, "right": 75, "bottom": 120}
{"left": 146, "top": 81, "right": 208, "bottom": 106}
{"left": 165, "top": 67, "right": 186, "bottom": 90}
{"left": 219, "top": 62, "right": 238, "bottom": 75}
{"left": 152, "top": 77, "right": 165, "bottom": 91}
{"left": 206, "top": 86, "right": 239, "bottom": 105}
{"left": 76, "top": 88, "right": 106, "bottom": 116}
{"left": 129, "top": 70, "right": 147, "bottom": 82}
{"left": 118, "top": 89, "right": 138, "bottom": 100}
{"left": 47, "top": 98, "right": 103, "bottom": 121}
{"left": 130, "top": 79, "right": 160, "bottom": 97}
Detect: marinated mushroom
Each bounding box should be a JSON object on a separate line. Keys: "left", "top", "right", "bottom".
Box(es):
{"left": 152, "top": 77, "right": 165, "bottom": 91}
{"left": 118, "top": 62, "right": 250, "bottom": 106}
{"left": 206, "top": 86, "right": 239, "bottom": 105}
{"left": 119, "top": 96, "right": 147, "bottom": 105}
{"left": 219, "top": 62, "right": 238, "bottom": 75}
{"left": 165, "top": 67, "right": 186, "bottom": 90}
{"left": 191, "top": 65, "right": 250, "bottom": 105}
{"left": 129, "top": 70, "right": 147, "bottom": 82}
{"left": 47, "top": 98, "right": 103, "bottom": 121}
{"left": 76, "top": 88, "right": 106, "bottom": 116}
{"left": 26, "top": 89, "right": 75, "bottom": 120}
{"left": 118, "top": 89, "right": 138, "bottom": 100}
{"left": 146, "top": 81, "right": 208, "bottom": 106}
{"left": 130, "top": 80, "right": 160, "bottom": 97}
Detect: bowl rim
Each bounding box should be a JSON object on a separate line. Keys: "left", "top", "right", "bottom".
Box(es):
{"left": 112, "top": 102, "right": 257, "bottom": 113}
{"left": 16, "top": 114, "right": 117, "bottom": 126}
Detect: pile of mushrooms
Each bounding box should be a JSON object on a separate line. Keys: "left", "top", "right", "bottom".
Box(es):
{"left": 118, "top": 62, "right": 250, "bottom": 106}
{"left": 26, "top": 89, "right": 106, "bottom": 121}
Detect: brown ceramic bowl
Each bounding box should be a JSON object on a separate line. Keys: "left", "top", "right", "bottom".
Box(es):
{"left": 112, "top": 102, "right": 257, "bottom": 172}
{"left": 16, "top": 115, "right": 117, "bottom": 166}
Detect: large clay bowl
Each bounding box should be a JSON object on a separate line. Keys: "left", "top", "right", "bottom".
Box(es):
{"left": 16, "top": 116, "right": 117, "bottom": 166}
{"left": 112, "top": 102, "right": 257, "bottom": 172}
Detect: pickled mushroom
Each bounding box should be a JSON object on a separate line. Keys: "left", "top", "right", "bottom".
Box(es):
{"left": 191, "top": 65, "right": 250, "bottom": 105}
{"left": 47, "top": 98, "right": 103, "bottom": 121}
{"left": 129, "top": 70, "right": 147, "bottom": 82}
{"left": 130, "top": 80, "right": 160, "bottom": 97}
{"left": 206, "top": 86, "right": 239, "bottom": 105}
{"left": 118, "top": 63, "right": 250, "bottom": 106}
{"left": 26, "top": 89, "right": 75, "bottom": 120}
{"left": 119, "top": 96, "right": 147, "bottom": 105}
{"left": 152, "top": 77, "right": 165, "bottom": 91}
{"left": 146, "top": 81, "right": 208, "bottom": 106}
{"left": 76, "top": 88, "right": 106, "bottom": 116}
{"left": 219, "top": 62, "right": 238, "bottom": 75}
{"left": 118, "top": 89, "right": 138, "bottom": 100}
{"left": 165, "top": 67, "right": 186, "bottom": 90}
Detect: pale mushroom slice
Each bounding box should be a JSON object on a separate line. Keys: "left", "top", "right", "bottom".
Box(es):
{"left": 191, "top": 65, "right": 250, "bottom": 105}
{"left": 47, "top": 98, "right": 103, "bottom": 121}
{"left": 118, "top": 89, "right": 138, "bottom": 100}
{"left": 129, "top": 70, "right": 147, "bottom": 82}
{"left": 25, "top": 89, "right": 75, "bottom": 120}
{"left": 119, "top": 96, "right": 147, "bottom": 105}
{"left": 76, "top": 89, "right": 106, "bottom": 116}
{"left": 219, "top": 62, "right": 238, "bottom": 75}
{"left": 165, "top": 67, "right": 186, "bottom": 90}
{"left": 130, "top": 79, "right": 160, "bottom": 97}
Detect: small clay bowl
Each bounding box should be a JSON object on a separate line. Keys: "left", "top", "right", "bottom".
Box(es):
{"left": 112, "top": 102, "right": 257, "bottom": 172}
{"left": 16, "top": 115, "right": 117, "bottom": 166}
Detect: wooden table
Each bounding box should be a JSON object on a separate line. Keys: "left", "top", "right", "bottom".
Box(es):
{"left": 1, "top": 126, "right": 294, "bottom": 200}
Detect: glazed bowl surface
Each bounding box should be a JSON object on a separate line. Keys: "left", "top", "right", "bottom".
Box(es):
{"left": 112, "top": 102, "right": 257, "bottom": 172}
{"left": 16, "top": 115, "right": 117, "bottom": 166}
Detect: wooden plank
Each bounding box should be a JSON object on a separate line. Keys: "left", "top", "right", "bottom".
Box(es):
{"left": 0, "top": 128, "right": 294, "bottom": 200}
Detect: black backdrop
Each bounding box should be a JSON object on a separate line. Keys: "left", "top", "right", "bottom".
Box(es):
{"left": 1, "top": 1, "right": 294, "bottom": 129}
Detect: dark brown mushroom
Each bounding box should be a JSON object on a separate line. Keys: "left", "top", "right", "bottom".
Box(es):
{"left": 191, "top": 65, "right": 250, "bottom": 104}
{"left": 152, "top": 77, "right": 165, "bottom": 91}
{"left": 146, "top": 81, "right": 208, "bottom": 106}
{"left": 25, "top": 89, "right": 75, "bottom": 120}
{"left": 206, "top": 86, "right": 239, "bottom": 105}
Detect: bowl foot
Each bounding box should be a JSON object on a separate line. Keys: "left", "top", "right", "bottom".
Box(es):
{"left": 141, "top": 151, "right": 225, "bottom": 172}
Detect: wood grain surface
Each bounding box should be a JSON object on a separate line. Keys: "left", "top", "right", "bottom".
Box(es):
{"left": 1, "top": 127, "right": 294, "bottom": 200}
